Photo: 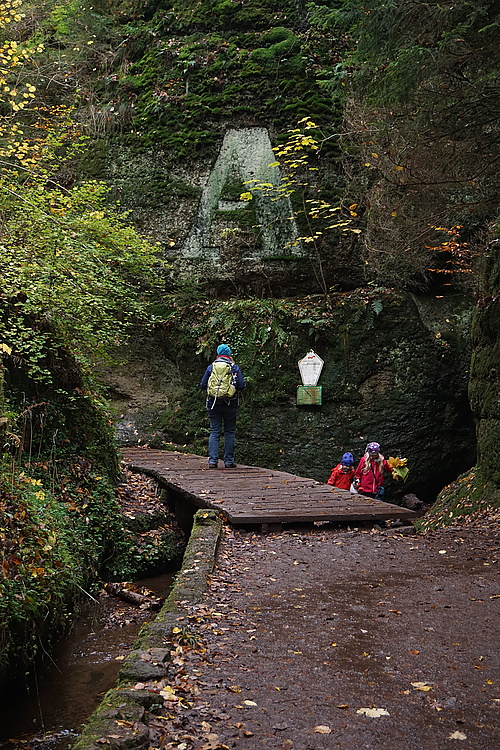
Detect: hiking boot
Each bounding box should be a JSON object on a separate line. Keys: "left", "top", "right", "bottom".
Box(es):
{"left": 208, "top": 463, "right": 218, "bottom": 469}
{"left": 224, "top": 463, "right": 237, "bottom": 468}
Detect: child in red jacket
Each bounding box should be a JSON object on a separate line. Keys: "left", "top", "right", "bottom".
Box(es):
{"left": 353, "top": 441, "right": 392, "bottom": 498}
{"left": 327, "top": 452, "right": 355, "bottom": 490}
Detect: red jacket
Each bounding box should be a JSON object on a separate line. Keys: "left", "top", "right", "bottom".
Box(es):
{"left": 327, "top": 464, "right": 355, "bottom": 490}
{"left": 354, "top": 455, "right": 391, "bottom": 495}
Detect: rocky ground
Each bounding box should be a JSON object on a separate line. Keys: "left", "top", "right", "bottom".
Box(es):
{"left": 138, "top": 514, "right": 499, "bottom": 750}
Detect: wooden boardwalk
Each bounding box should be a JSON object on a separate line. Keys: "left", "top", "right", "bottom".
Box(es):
{"left": 121, "top": 448, "right": 415, "bottom": 529}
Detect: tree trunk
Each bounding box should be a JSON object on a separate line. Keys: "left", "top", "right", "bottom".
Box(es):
{"left": 104, "top": 582, "right": 162, "bottom": 610}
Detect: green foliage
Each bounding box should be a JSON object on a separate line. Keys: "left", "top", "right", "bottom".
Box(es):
{"left": 110, "top": 526, "right": 183, "bottom": 580}
{"left": 307, "top": 0, "right": 500, "bottom": 289}
{"left": 161, "top": 287, "right": 394, "bottom": 403}
{"left": 63, "top": 2, "right": 337, "bottom": 158}
{"left": 113, "top": 0, "right": 303, "bottom": 32}
{"left": 0, "top": 439, "right": 182, "bottom": 683}
{"left": 0, "top": 179, "right": 163, "bottom": 379}
{"left": 48, "top": 0, "right": 82, "bottom": 36}
{"left": 312, "top": 0, "right": 500, "bottom": 112}
{"left": 0, "top": 3, "right": 181, "bottom": 689}
{"left": 0, "top": 458, "right": 118, "bottom": 680}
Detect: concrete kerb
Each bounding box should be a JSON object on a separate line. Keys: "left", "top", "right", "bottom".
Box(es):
{"left": 73, "top": 509, "right": 223, "bottom": 750}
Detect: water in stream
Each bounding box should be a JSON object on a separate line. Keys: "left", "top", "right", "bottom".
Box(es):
{"left": 0, "top": 572, "right": 175, "bottom": 749}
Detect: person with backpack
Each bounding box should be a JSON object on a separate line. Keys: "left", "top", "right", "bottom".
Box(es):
{"left": 199, "top": 344, "right": 246, "bottom": 468}
{"left": 327, "top": 452, "right": 356, "bottom": 490}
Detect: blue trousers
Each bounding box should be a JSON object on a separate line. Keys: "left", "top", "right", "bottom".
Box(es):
{"left": 207, "top": 400, "right": 238, "bottom": 465}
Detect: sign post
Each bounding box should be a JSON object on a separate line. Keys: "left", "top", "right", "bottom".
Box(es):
{"left": 297, "top": 350, "right": 324, "bottom": 406}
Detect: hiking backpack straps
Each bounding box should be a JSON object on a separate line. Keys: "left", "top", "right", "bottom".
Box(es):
{"left": 207, "top": 360, "right": 236, "bottom": 406}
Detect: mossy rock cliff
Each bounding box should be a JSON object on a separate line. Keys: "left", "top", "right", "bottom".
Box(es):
{"left": 101, "top": 289, "right": 475, "bottom": 503}
{"left": 468, "top": 244, "right": 500, "bottom": 486}
{"left": 51, "top": 0, "right": 348, "bottom": 294}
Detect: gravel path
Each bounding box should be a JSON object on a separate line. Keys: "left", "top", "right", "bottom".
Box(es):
{"left": 148, "top": 522, "right": 499, "bottom": 750}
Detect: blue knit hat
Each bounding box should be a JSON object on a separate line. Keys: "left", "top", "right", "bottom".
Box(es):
{"left": 341, "top": 452, "right": 354, "bottom": 466}
{"left": 217, "top": 344, "right": 232, "bottom": 356}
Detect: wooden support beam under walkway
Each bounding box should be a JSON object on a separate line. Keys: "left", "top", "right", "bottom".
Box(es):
{"left": 121, "top": 448, "right": 416, "bottom": 530}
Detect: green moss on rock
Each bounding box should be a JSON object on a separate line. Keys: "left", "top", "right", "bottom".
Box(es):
{"left": 153, "top": 290, "right": 475, "bottom": 502}
{"left": 468, "top": 244, "right": 500, "bottom": 485}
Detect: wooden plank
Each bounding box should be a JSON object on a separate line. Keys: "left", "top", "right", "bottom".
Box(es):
{"left": 121, "top": 448, "right": 416, "bottom": 526}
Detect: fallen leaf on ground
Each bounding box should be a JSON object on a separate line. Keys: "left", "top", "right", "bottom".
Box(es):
{"left": 448, "top": 731, "right": 467, "bottom": 740}
{"left": 160, "top": 686, "right": 177, "bottom": 700}
{"left": 242, "top": 699, "right": 257, "bottom": 706}
{"left": 356, "top": 707, "right": 390, "bottom": 717}
{"left": 314, "top": 725, "right": 332, "bottom": 733}
{"left": 411, "top": 682, "right": 433, "bottom": 691}
{"left": 200, "top": 734, "right": 226, "bottom": 750}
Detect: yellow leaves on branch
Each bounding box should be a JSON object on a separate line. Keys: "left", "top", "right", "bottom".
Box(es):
{"left": 0, "top": 0, "right": 24, "bottom": 29}
{"left": 387, "top": 456, "right": 409, "bottom": 482}
{"left": 0, "top": 0, "right": 44, "bottom": 159}
{"left": 387, "top": 456, "right": 407, "bottom": 469}
{"left": 238, "top": 117, "right": 362, "bottom": 242}
{"left": 425, "top": 225, "right": 477, "bottom": 275}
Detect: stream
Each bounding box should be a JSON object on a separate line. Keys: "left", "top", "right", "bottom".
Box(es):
{"left": 0, "top": 572, "right": 175, "bottom": 750}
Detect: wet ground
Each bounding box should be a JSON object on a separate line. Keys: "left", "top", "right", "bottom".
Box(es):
{"left": 0, "top": 573, "right": 174, "bottom": 749}
{"left": 144, "top": 519, "right": 500, "bottom": 750}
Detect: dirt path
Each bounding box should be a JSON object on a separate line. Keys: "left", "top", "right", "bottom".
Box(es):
{"left": 148, "top": 522, "right": 499, "bottom": 750}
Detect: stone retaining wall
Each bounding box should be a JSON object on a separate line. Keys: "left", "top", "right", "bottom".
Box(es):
{"left": 73, "top": 509, "right": 222, "bottom": 750}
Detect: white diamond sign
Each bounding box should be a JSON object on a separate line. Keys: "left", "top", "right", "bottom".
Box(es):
{"left": 298, "top": 350, "right": 324, "bottom": 386}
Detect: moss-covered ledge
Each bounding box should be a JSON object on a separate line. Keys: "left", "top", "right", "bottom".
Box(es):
{"left": 73, "top": 509, "right": 222, "bottom": 750}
